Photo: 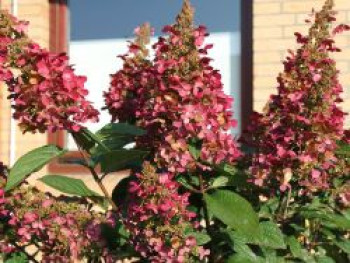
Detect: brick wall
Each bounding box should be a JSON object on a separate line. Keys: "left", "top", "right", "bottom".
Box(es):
{"left": 0, "top": 0, "right": 49, "bottom": 178}
{"left": 253, "top": 0, "right": 350, "bottom": 126}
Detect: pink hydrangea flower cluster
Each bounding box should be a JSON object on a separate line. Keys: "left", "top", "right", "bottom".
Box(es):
{"left": 0, "top": 176, "right": 116, "bottom": 262}
{"left": 104, "top": 0, "right": 240, "bottom": 173}
{"left": 243, "top": 0, "right": 349, "bottom": 193}
{"left": 104, "top": 1, "right": 239, "bottom": 260}
{"left": 124, "top": 162, "right": 209, "bottom": 262}
{"left": 0, "top": 11, "right": 99, "bottom": 133}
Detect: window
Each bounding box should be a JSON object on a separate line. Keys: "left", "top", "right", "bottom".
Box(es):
{"left": 48, "top": 0, "right": 252, "bottom": 173}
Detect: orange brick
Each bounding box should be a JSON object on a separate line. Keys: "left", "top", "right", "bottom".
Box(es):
{"left": 254, "top": 2, "right": 281, "bottom": 15}
{"left": 254, "top": 14, "right": 296, "bottom": 27}
{"left": 282, "top": 1, "right": 325, "bottom": 13}
{"left": 255, "top": 27, "right": 283, "bottom": 39}
{"left": 283, "top": 25, "right": 308, "bottom": 37}
{"left": 19, "top": 4, "right": 45, "bottom": 16}
{"left": 254, "top": 76, "right": 278, "bottom": 89}
{"left": 254, "top": 51, "right": 283, "bottom": 63}
{"left": 334, "top": 0, "right": 350, "bottom": 11}
{"left": 254, "top": 38, "right": 295, "bottom": 51}
{"left": 255, "top": 64, "right": 283, "bottom": 77}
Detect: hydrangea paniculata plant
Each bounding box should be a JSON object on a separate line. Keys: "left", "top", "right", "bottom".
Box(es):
{"left": 104, "top": 0, "right": 241, "bottom": 173}
{"left": 124, "top": 162, "right": 209, "bottom": 262}
{"left": 0, "top": 11, "right": 99, "bottom": 133}
{"left": 243, "top": 0, "right": 350, "bottom": 193}
{"left": 0, "top": 178, "right": 116, "bottom": 262}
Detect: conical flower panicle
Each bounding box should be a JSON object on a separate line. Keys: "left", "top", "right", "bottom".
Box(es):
{"left": 124, "top": 162, "right": 209, "bottom": 262}
{"left": 106, "top": 0, "right": 241, "bottom": 173}
{"left": 0, "top": 11, "right": 99, "bottom": 133}
{"left": 104, "top": 23, "right": 155, "bottom": 123}
{"left": 244, "top": 1, "right": 349, "bottom": 193}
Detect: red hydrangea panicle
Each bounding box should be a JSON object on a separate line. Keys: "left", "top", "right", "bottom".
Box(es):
{"left": 8, "top": 44, "right": 99, "bottom": 133}
{"left": 243, "top": 0, "right": 349, "bottom": 193}
{"left": 103, "top": 22, "right": 155, "bottom": 123}
{"left": 104, "top": 0, "right": 240, "bottom": 173}
{"left": 124, "top": 162, "right": 209, "bottom": 262}
{"left": 0, "top": 184, "right": 116, "bottom": 261}
{"left": 0, "top": 10, "right": 99, "bottom": 133}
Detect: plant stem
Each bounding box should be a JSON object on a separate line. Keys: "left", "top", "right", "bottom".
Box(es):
{"left": 283, "top": 187, "right": 292, "bottom": 219}
{"left": 87, "top": 164, "right": 118, "bottom": 211}
{"left": 198, "top": 173, "right": 215, "bottom": 263}
{"left": 73, "top": 137, "right": 118, "bottom": 211}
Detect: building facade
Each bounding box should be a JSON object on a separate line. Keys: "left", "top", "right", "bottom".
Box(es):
{"left": 0, "top": 0, "right": 350, "bottom": 183}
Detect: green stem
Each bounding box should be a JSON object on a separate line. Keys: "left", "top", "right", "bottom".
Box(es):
{"left": 73, "top": 136, "right": 118, "bottom": 211}
{"left": 198, "top": 173, "right": 215, "bottom": 263}
{"left": 283, "top": 187, "right": 292, "bottom": 220}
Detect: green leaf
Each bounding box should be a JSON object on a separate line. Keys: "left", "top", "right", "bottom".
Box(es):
{"left": 228, "top": 221, "right": 285, "bottom": 250}
{"left": 95, "top": 150, "right": 148, "bottom": 173}
{"left": 71, "top": 128, "right": 98, "bottom": 153}
{"left": 5, "top": 145, "right": 66, "bottom": 191}
{"left": 216, "top": 163, "right": 237, "bottom": 175}
{"left": 177, "top": 175, "right": 197, "bottom": 192}
{"left": 286, "top": 236, "right": 315, "bottom": 262}
{"left": 91, "top": 137, "right": 134, "bottom": 154}
{"left": 185, "top": 231, "right": 211, "bottom": 245}
{"left": 260, "top": 248, "right": 286, "bottom": 263}
{"left": 258, "top": 221, "right": 286, "bottom": 249}
{"left": 316, "top": 256, "right": 335, "bottom": 263}
{"left": 211, "top": 176, "right": 230, "bottom": 188}
{"left": 227, "top": 241, "right": 263, "bottom": 263}
{"left": 39, "top": 175, "right": 100, "bottom": 197}
{"left": 226, "top": 254, "right": 256, "bottom": 263}
{"left": 299, "top": 209, "right": 350, "bottom": 230}
{"left": 4, "top": 252, "right": 28, "bottom": 263}
{"left": 214, "top": 164, "right": 248, "bottom": 188}
{"left": 96, "top": 123, "right": 145, "bottom": 138}
{"left": 188, "top": 143, "right": 201, "bottom": 160}
{"left": 204, "top": 190, "right": 259, "bottom": 235}
{"left": 91, "top": 123, "right": 146, "bottom": 155}
{"left": 336, "top": 141, "right": 350, "bottom": 156}
{"left": 335, "top": 239, "right": 350, "bottom": 254}
{"left": 112, "top": 176, "right": 134, "bottom": 211}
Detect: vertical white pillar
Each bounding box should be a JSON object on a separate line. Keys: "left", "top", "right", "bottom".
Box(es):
{"left": 9, "top": 0, "right": 18, "bottom": 166}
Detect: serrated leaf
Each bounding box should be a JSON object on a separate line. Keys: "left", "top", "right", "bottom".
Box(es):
{"left": 96, "top": 123, "right": 145, "bottom": 138}
{"left": 188, "top": 144, "right": 200, "bottom": 160}
{"left": 299, "top": 209, "right": 350, "bottom": 230}
{"left": 228, "top": 221, "right": 285, "bottom": 249}
{"left": 316, "top": 256, "right": 335, "bottom": 263}
{"left": 71, "top": 128, "right": 98, "bottom": 153}
{"left": 204, "top": 190, "right": 259, "bottom": 235}
{"left": 95, "top": 150, "right": 148, "bottom": 173}
{"left": 39, "top": 175, "right": 100, "bottom": 197}
{"left": 4, "top": 252, "right": 28, "bottom": 263}
{"left": 227, "top": 241, "right": 263, "bottom": 263}
{"left": 258, "top": 221, "right": 286, "bottom": 249}
{"left": 215, "top": 164, "right": 248, "bottom": 188}
{"left": 335, "top": 239, "right": 350, "bottom": 254}
{"left": 211, "top": 176, "right": 230, "bottom": 188}
{"left": 286, "top": 236, "right": 315, "bottom": 263}
{"left": 226, "top": 254, "right": 257, "bottom": 263}
{"left": 5, "top": 145, "right": 66, "bottom": 191}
